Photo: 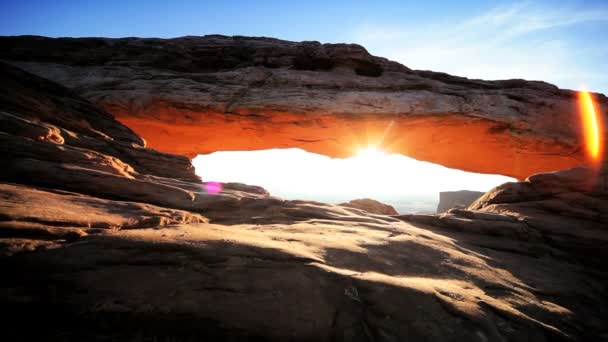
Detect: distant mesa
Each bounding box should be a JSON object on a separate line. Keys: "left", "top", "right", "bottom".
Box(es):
{"left": 436, "top": 190, "right": 485, "bottom": 213}
{"left": 339, "top": 198, "right": 399, "bottom": 215}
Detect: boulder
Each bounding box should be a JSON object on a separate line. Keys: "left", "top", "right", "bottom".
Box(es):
{"left": 339, "top": 198, "right": 399, "bottom": 215}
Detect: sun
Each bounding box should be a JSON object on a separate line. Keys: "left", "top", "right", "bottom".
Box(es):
{"left": 353, "top": 147, "right": 389, "bottom": 178}
{"left": 356, "top": 146, "right": 385, "bottom": 159}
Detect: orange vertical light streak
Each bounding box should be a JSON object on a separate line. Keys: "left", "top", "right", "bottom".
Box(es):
{"left": 578, "top": 90, "right": 601, "bottom": 161}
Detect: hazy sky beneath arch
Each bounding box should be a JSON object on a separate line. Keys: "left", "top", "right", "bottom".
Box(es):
{"left": 192, "top": 149, "right": 517, "bottom": 213}
{"left": 1, "top": 0, "right": 607, "bottom": 94}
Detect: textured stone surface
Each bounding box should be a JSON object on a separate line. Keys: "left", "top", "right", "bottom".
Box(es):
{"left": 7, "top": 216, "right": 607, "bottom": 341}
{"left": 0, "top": 183, "right": 208, "bottom": 255}
{"left": 1, "top": 45, "right": 608, "bottom": 341}
{"left": 2, "top": 35, "right": 607, "bottom": 179}
{"left": 339, "top": 198, "right": 399, "bottom": 215}
{"left": 401, "top": 166, "right": 608, "bottom": 268}
{"left": 437, "top": 190, "right": 485, "bottom": 213}
{"left": 0, "top": 61, "right": 199, "bottom": 182}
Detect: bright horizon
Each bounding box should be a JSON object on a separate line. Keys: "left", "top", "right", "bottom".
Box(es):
{"left": 193, "top": 148, "right": 516, "bottom": 213}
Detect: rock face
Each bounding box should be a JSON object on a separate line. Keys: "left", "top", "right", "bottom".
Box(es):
{"left": 2, "top": 48, "right": 608, "bottom": 341}
{"left": 437, "top": 190, "right": 485, "bottom": 213}
{"left": 2, "top": 35, "right": 607, "bottom": 179}
{"left": 467, "top": 166, "right": 608, "bottom": 267}
{"left": 400, "top": 164, "right": 608, "bottom": 278}
{"left": 0, "top": 60, "right": 198, "bottom": 182}
{"left": 0, "top": 182, "right": 209, "bottom": 255}
{"left": 340, "top": 198, "right": 399, "bottom": 215}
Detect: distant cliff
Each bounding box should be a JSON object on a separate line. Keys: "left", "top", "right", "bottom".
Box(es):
{"left": 437, "top": 190, "right": 484, "bottom": 213}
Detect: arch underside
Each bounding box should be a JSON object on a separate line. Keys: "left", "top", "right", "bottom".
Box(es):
{"left": 116, "top": 109, "right": 583, "bottom": 180}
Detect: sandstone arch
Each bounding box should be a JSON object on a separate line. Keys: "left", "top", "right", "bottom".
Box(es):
{"left": 2, "top": 35, "right": 606, "bottom": 179}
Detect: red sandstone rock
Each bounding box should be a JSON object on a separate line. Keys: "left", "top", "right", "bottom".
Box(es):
{"left": 2, "top": 35, "right": 606, "bottom": 179}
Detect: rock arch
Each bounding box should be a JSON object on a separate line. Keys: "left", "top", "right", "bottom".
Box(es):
{"left": 2, "top": 35, "right": 605, "bottom": 179}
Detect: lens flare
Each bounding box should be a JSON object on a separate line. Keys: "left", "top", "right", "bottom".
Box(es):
{"left": 578, "top": 90, "right": 601, "bottom": 162}
{"left": 205, "top": 181, "right": 223, "bottom": 194}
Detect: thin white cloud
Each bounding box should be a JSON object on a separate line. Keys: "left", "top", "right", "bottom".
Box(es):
{"left": 351, "top": 2, "right": 608, "bottom": 95}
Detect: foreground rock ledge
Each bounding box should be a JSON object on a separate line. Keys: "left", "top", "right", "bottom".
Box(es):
{"left": 2, "top": 35, "right": 607, "bottom": 179}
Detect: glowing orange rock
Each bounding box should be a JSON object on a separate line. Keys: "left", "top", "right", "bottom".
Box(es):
{"left": 114, "top": 105, "right": 586, "bottom": 181}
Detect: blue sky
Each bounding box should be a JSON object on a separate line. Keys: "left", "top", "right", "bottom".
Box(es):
{"left": 1, "top": 0, "right": 607, "bottom": 93}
